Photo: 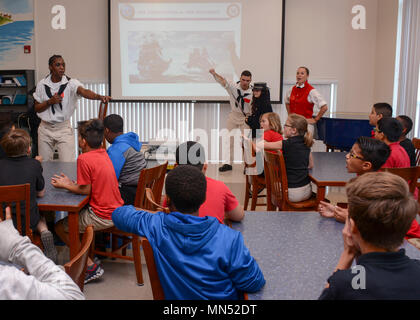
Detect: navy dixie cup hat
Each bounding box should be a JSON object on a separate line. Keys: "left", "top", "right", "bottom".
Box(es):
{"left": 252, "top": 82, "right": 268, "bottom": 90}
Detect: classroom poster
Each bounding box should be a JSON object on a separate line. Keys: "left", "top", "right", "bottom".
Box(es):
{"left": 0, "top": 0, "right": 35, "bottom": 69}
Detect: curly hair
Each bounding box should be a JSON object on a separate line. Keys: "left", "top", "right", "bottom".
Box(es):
{"left": 165, "top": 165, "right": 207, "bottom": 214}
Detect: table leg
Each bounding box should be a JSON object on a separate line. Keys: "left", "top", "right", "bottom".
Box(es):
{"left": 67, "top": 210, "right": 80, "bottom": 260}
{"left": 316, "top": 186, "right": 326, "bottom": 204}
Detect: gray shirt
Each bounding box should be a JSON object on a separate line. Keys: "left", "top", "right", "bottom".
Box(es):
{"left": 119, "top": 147, "right": 147, "bottom": 186}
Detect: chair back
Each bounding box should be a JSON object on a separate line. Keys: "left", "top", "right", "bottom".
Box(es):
{"left": 264, "top": 151, "right": 288, "bottom": 209}
{"left": 141, "top": 237, "right": 165, "bottom": 300}
{"left": 134, "top": 161, "right": 168, "bottom": 210}
{"left": 413, "top": 138, "right": 420, "bottom": 166}
{"left": 145, "top": 187, "right": 170, "bottom": 213}
{"left": 242, "top": 138, "right": 256, "bottom": 174}
{"left": 98, "top": 102, "right": 108, "bottom": 120}
{"left": 64, "top": 225, "right": 94, "bottom": 292}
{"left": 381, "top": 166, "right": 420, "bottom": 194}
{"left": 141, "top": 237, "right": 249, "bottom": 300}
{"left": 98, "top": 102, "right": 108, "bottom": 149}
{"left": 0, "top": 184, "right": 32, "bottom": 239}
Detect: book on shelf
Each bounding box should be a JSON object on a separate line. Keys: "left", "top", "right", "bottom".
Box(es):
{"left": 14, "top": 75, "right": 26, "bottom": 86}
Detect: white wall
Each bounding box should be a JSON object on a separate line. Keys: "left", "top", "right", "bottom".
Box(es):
{"left": 34, "top": 0, "right": 108, "bottom": 82}
{"left": 284, "top": 0, "right": 398, "bottom": 114}
{"left": 18, "top": 0, "right": 398, "bottom": 113}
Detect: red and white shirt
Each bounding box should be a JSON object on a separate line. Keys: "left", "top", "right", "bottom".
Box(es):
{"left": 285, "top": 81, "right": 327, "bottom": 119}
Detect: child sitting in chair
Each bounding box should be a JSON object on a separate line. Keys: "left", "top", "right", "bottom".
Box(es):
{"left": 319, "top": 172, "right": 420, "bottom": 299}
{"left": 112, "top": 165, "right": 265, "bottom": 299}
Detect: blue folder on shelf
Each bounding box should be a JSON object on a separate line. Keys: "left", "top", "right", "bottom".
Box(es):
{"left": 13, "top": 94, "right": 27, "bottom": 105}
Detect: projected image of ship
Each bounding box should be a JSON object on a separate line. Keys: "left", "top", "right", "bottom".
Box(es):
{"left": 128, "top": 31, "right": 236, "bottom": 84}
{"left": 136, "top": 38, "right": 172, "bottom": 81}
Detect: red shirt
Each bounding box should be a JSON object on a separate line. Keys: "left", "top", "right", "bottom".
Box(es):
{"left": 264, "top": 130, "right": 283, "bottom": 154}
{"left": 77, "top": 149, "right": 124, "bottom": 219}
{"left": 381, "top": 142, "right": 410, "bottom": 169}
{"left": 163, "top": 176, "right": 239, "bottom": 224}
{"left": 406, "top": 219, "right": 420, "bottom": 239}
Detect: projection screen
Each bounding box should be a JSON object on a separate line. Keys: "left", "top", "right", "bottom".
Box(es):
{"left": 109, "top": 0, "right": 284, "bottom": 101}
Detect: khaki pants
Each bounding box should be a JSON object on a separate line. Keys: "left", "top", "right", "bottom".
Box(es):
{"left": 62, "top": 206, "right": 114, "bottom": 233}
{"left": 221, "top": 115, "right": 250, "bottom": 165}
{"left": 288, "top": 183, "right": 313, "bottom": 202}
{"left": 38, "top": 120, "right": 75, "bottom": 162}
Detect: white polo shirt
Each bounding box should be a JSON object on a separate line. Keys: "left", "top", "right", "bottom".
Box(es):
{"left": 34, "top": 75, "right": 83, "bottom": 123}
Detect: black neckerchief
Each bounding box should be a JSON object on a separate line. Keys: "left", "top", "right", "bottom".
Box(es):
{"left": 44, "top": 75, "right": 71, "bottom": 114}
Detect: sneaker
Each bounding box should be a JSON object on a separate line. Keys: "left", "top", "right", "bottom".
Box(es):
{"left": 41, "top": 230, "right": 58, "bottom": 264}
{"left": 84, "top": 263, "right": 104, "bottom": 284}
{"left": 93, "top": 256, "right": 102, "bottom": 266}
{"left": 219, "top": 164, "right": 233, "bottom": 172}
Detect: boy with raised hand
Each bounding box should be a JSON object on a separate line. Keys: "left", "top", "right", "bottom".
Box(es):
{"left": 112, "top": 165, "right": 265, "bottom": 299}
{"left": 52, "top": 119, "right": 124, "bottom": 284}
{"left": 319, "top": 172, "right": 420, "bottom": 300}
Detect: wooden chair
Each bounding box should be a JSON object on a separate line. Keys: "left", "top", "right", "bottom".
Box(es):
{"left": 64, "top": 225, "right": 94, "bottom": 292}
{"left": 264, "top": 151, "right": 318, "bottom": 211}
{"left": 92, "top": 161, "right": 168, "bottom": 286}
{"left": 242, "top": 138, "right": 267, "bottom": 210}
{"left": 98, "top": 101, "right": 108, "bottom": 120}
{"left": 98, "top": 101, "right": 108, "bottom": 149}
{"left": 141, "top": 237, "right": 249, "bottom": 300}
{"left": 381, "top": 167, "right": 420, "bottom": 208}
{"left": 145, "top": 187, "right": 170, "bottom": 213}
{"left": 141, "top": 237, "right": 165, "bottom": 299}
{"left": 413, "top": 138, "right": 420, "bottom": 166}
{"left": 0, "top": 184, "right": 42, "bottom": 248}
{"left": 414, "top": 138, "right": 420, "bottom": 194}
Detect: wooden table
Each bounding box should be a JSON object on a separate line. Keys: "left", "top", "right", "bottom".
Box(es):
{"left": 232, "top": 211, "right": 420, "bottom": 300}
{"left": 37, "top": 161, "right": 89, "bottom": 260}
{"left": 309, "top": 152, "right": 355, "bottom": 202}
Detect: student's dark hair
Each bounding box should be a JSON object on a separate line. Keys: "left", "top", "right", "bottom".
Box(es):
{"left": 103, "top": 114, "right": 124, "bottom": 133}
{"left": 251, "top": 86, "right": 271, "bottom": 115}
{"left": 176, "top": 141, "right": 206, "bottom": 171}
{"left": 165, "top": 165, "right": 207, "bottom": 214}
{"left": 356, "top": 136, "right": 390, "bottom": 171}
{"left": 377, "top": 117, "right": 403, "bottom": 143}
{"left": 0, "top": 120, "right": 13, "bottom": 140}
{"left": 241, "top": 70, "right": 252, "bottom": 78}
{"left": 0, "top": 128, "right": 30, "bottom": 157}
{"left": 48, "top": 54, "right": 63, "bottom": 66}
{"left": 396, "top": 115, "right": 413, "bottom": 135}
{"left": 373, "top": 103, "right": 392, "bottom": 118}
{"left": 346, "top": 172, "right": 418, "bottom": 251}
{"left": 298, "top": 66, "right": 310, "bottom": 76}
{"left": 77, "top": 119, "right": 104, "bottom": 149}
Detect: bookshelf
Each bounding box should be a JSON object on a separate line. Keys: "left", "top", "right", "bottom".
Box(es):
{"left": 0, "top": 70, "right": 35, "bottom": 116}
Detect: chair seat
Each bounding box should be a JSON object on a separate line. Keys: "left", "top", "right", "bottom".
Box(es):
{"left": 271, "top": 192, "right": 318, "bottom": 211}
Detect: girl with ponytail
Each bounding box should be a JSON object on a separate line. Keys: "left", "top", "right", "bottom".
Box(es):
{"left": 256, "top": 113, "right": 314, "bottom": 202}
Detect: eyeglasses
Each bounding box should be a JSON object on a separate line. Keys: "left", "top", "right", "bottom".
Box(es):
{"left": 284, "top": 124, "right": 293, "bottom": 128}
{"left": 346, "top": 151, "right": 364, "bottom": 160}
